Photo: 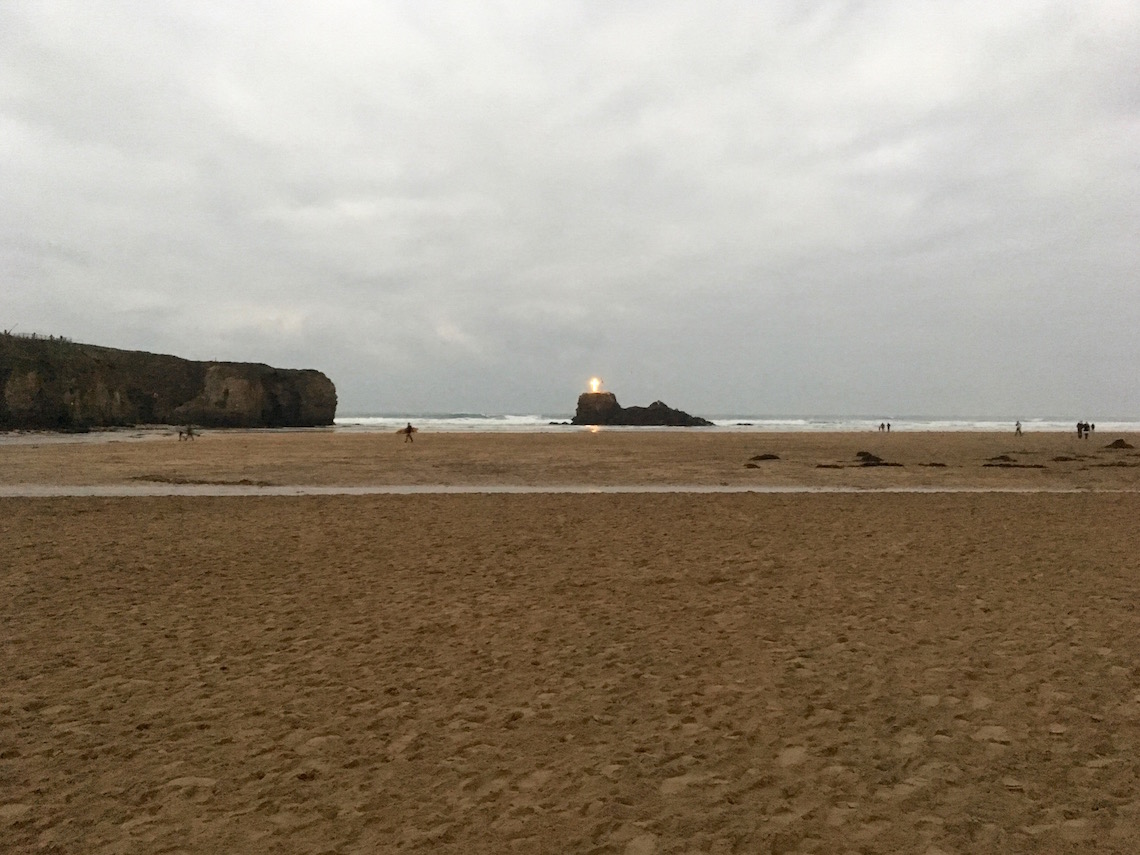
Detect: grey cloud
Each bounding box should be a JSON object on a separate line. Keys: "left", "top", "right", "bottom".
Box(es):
{"left": 3, "top": 1, "right": 1138, "bottom": 416}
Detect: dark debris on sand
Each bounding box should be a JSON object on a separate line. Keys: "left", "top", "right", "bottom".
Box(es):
{"left": 855, "top": 451, "right": 902, "bottom": 467}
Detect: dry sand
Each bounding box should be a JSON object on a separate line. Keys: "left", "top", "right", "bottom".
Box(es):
{"left": 2, "top": 431, "right": 1140, "bottom": 853}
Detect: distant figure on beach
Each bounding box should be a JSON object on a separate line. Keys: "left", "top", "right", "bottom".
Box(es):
{"left": 1015, "top": 421, "right": 1022, "bottom": 436}
{"left": 879, "top": 422, "right": 885, "bottom": 432}
{"left": 178, "top": 424, "right": 196, "bottom": 441}
{"left": 400, "top": 422, "right": 417, "bottom": 443}
{"left": 886, "top": 422, "right": 891, "bottom": 433}
{"left": 1076, "top": 421, "right": 1084, "bottom": 438}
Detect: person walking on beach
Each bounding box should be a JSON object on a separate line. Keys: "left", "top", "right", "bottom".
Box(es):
{"left": 1015, "top": 420, "right": 1022, "bottom": 436}
{"left": 401, "top": 422, "right": 416, "bottom": 443}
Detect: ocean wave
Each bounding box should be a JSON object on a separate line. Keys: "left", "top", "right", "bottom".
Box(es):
{"left": 332, "top": 415, "right": 1140, "bottom": 433}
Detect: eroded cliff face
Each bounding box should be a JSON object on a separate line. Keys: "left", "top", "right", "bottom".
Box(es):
{"left": 0, "top": 335, "right": 337, "bottom": 429}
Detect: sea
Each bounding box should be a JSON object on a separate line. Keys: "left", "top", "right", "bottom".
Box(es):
{"left": 334, "top": 414, "right": 1140, "bottom": 434}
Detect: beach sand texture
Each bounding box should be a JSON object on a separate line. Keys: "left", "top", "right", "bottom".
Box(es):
{"left": 2, "top": 433, "right": 1139, "bottom": 853}
{"left": 1, "top": 428, "right": 1139, "bottom": 490}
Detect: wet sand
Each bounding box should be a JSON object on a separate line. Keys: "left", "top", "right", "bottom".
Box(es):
{"left": 2, "top": 428, "right": 1139, "bottom": 490}
{"left": 2, "top": 432, "right": 1139, "bottom": 853}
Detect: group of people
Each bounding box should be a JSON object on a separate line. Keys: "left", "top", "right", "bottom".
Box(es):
{"left": 878, "top": 422, "right": 891, "bottom": 432}
{"left": 1016, "top": 420, "right": 1097, "bottom": 438}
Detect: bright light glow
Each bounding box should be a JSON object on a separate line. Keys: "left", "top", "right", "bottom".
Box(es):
{"left": 589, "top": 377, "right": 602, "bottom": 393}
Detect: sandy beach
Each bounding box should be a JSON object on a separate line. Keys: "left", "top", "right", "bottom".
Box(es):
{"left": 2, "top": 431, "right": 1139, "bottom": 853}
{"left": 1, "top": 427, "right": 1139, "bottom": 491}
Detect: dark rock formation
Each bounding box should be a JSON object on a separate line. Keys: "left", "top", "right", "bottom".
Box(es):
{"left": 572, "top": 391, "right": 622, "bottom": 425}
{"left": 1, "top": 333, "right": 337, "bottom": 429}
{"left": 1105, "top": 438, "right": 1135, "bottom": 449}
{"left": 571, "top": 392, "right": 713, "bottom": 427}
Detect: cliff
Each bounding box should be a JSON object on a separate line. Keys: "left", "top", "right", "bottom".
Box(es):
{"left": 571, "top": 392, "right": 713, "bottom": 427}
{"left": 0, "top": 333, "right": 337, "bottom": 430}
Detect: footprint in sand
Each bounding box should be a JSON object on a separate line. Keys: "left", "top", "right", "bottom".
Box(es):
{"left": 625, "top": 834, "right": 657, "bottom": 855}
{"left": 0, "top": 804, "right": 32, "bottom": 823}
{"left": 386, "top": 729, "right": 419, "bottom": 759}
{"left": 972, "top": 725, "right": 1011, "bottom": 744}
{"left": 163, "top": 777, "right": 217, "bottom": 803}
{"left": 777, "top": 745, "right": 807, "bottom": 767}
{"left": 517, "top": 769, "right": 552, "bottom": 791}
{"left": 660, "top": 773, "right": 705, "bottom": 795}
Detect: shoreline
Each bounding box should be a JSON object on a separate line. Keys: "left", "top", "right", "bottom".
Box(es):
{"left": 4, "top": 419, "right": 1138, "bottom": 446}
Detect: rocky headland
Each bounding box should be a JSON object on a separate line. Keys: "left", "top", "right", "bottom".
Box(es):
{"left": 0, "top": 333, "right": 337, "bottom": 429}
{"left": 570, "top": 391, "right": 713, "bottom": 426}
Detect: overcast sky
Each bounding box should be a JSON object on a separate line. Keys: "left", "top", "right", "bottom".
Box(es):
{"left": 3, "top": 2, "right": 1138, "bottom": 417}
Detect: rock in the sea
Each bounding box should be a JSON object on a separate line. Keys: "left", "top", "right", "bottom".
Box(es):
{"left": 1, "top": 333, "right": 337, "bottom": 429}
{"left": 572, "top": 391, "right": 623, "bottom": 425}
{"left": 570, "top": 392, "right": 713, "bottom": 427}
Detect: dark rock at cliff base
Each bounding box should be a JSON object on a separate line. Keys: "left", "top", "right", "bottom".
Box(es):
{"left": 1, "top": 333, "right": 337, "bottom": 429}
{"left": 570, "top": 392, "right": 713, "bottom": 427}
